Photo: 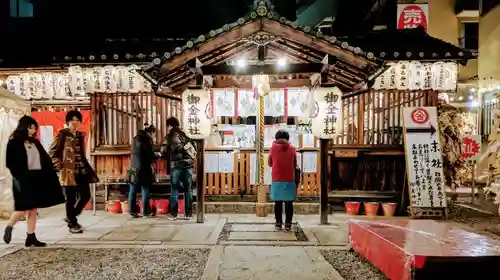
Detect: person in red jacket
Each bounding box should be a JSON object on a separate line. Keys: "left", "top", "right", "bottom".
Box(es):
{"left": 268, "top": 130, "right": 297, "bottom": 231}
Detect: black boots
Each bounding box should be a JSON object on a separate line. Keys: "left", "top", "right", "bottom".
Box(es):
{"left": 3, "top": 225, "right": 12, "bottom": 244}
{"left": 25, "top": 233, "right": 46, "bottom": 247}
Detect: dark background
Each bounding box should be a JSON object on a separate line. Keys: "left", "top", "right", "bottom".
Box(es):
{"left": 0, "top": 0, "right": 490, "bottom": 67}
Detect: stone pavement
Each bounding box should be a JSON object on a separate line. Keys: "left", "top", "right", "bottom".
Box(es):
{"left": 0, "top": 210, "right": 351, "bottom": 280}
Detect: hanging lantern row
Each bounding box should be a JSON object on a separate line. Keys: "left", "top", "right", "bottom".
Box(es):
{"left": 4, "top": 65, "right": 152, "bottom": 100}
{"left": 372, "top": 61, "right": 457, "bottom": 91}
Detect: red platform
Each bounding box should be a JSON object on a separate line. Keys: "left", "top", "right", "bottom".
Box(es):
{"left": 349, "top": 219, "right": 500, "bottom": 280}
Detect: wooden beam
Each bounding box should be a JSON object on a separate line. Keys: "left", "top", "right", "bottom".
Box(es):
{"left": 201, "top": 63, "right": 324, "bottom": 76}
{"left": 160, "top": 20, "right": 262, "bottom": 72}
{"left": 261, "top": 18, "right": 378, "bottom": 69}
{"left": 213, "top": 78, "right": 311, "bottom": 88}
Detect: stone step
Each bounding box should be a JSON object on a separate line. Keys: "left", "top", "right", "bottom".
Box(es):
{"left": 204, "top": 201, "right": 320, "bottom": 214}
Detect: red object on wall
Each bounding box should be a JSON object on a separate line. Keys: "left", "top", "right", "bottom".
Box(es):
{"left": 31, "top": 110, "right": 91, "bottom": 147}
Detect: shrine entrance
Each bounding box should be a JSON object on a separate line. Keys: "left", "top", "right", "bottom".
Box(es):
{"left": 138, "top": 1, "right": 384, "bottom": 222}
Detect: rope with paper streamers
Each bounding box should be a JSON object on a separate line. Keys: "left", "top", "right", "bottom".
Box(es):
{"left": 258, "top": 89, "right": 265, "bottom": 186}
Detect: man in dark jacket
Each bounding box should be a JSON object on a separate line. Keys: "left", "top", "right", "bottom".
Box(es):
{"left": 129, "top": 124, "right": 158, "bottom": 218}
{"left": 161, "top": 117, "right": 194, "bottom": 220}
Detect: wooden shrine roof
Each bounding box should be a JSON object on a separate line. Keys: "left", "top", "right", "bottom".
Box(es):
{"left": 340, "top": 28, "right": 476, "bottom": 62}
{"left": 139, "top": 1, "right": 385, "bottom": 95}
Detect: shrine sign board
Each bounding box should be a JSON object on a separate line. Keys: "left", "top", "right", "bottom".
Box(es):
{"left": 182, "top": 89, "right": 211, "bottom": 139}
{"left": 402, "top": 107, "right": 447, "bottom": 210}
{"left": 462, "top": 135, "right": 481, "bottom": 162}
{"left": 310, "top": 87, "right": 342, "bottom": 139}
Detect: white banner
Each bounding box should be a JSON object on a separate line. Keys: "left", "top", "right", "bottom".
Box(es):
{"left": 310, "top": 87, "right": 343, "bottom": 139}
{"left": 182, "top": 89, "right": 211, "bottom": 139}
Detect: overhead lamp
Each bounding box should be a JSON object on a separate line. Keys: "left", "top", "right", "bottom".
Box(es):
{"left": 277, "top": 57, "right": 287, "bottom": 67}
{"left": 236, "top": 59, "right": 246, "bottom": 68}
{"left": 458, "top": 96, "right": 464, "bottom": 101}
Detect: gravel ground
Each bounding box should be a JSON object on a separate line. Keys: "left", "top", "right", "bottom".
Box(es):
{"left": 320, "top": 250, "right": 387, "bottom": 280}
{"left": 0, "top": 248, "right": 210, "bottom": 280}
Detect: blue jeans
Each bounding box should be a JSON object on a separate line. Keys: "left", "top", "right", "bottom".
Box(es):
{"left": 128, "top": 183, "right": 151, "bottom": 216}
{"left": 170, "top": 167, "right": 193, "bottom": 217}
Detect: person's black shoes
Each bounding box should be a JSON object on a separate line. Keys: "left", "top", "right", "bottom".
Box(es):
{"left": 25, "top": 233, "right": 46, "bottom": 247}
{"left": 275, "top": 222, "right": 283, "bottom": 230}
{"left": 3, "top": 225, "right": 12, "bottom": 244}
{"left": 284, "top": 222, "right": 292, "bottom": 231}
{"left": 130, "top": 213, "right": 141, "bottom": 218}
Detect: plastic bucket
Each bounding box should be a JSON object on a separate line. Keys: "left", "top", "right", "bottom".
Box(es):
{"left": 121, "top": 201, "right": 129, "bottom": 214}
{"left": 107, "top": 200, "right": 122, "bottom": 214}
{"left": 382, "top": 202, "right": 397, "bottom": 217}
{"left": 364, "top": 202, "right": 379, "bottom": 216}
{"left": 344, "top": 201, "right": 361, "bottom": 215}
{"left": 156, "top": 199, "right": 170, "bottom": 215}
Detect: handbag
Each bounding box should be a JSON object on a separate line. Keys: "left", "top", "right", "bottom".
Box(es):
{"left": 295, "top": 166, "right": 302, "bottom": 186}
{"left": 183, "top": 141, "right": 197, "bottom": 159}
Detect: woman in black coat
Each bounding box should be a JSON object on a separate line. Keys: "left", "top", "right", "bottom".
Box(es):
{"left": 3, "top": 116, "right": 65, "bottom": 247}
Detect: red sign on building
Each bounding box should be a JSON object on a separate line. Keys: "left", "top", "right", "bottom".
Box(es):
{"left": 397, "top": 4, "right": 429, "bottom": 30}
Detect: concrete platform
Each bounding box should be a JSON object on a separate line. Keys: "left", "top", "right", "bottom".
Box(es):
{"left": 349, "top": 219, "right": 500, "bottom": 280}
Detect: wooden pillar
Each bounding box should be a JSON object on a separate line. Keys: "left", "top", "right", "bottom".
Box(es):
{"left": 319, "top": 138, "right": 330, "bottom": 224}
{"left": 256, "top": 86, "right": 268, "bottom": 217}
{"left": 195, "top": 139, "right": 205, "bottom": 223}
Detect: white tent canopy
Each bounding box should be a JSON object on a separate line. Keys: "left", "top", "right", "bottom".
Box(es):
{"left": 0, "top": 87, "right": 30, "bottom": 218}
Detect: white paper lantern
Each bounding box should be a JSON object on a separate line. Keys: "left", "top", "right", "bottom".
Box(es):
{"left": 82, "top": 69, "right": 94, "bottom": 93}
{"left": 394, "top": 61, "right": 410, "bottom": 90}
{"left": 103, "top": 66, "right": 118, "bottom": 93}
{"left": 40, "top": 73, "right": 54, "bottom": 99}
{"left": 68, "top": 69, "right": 85, "bottom": 97}
{"left": 127, "top": 65, "right": 141, "bottom": 93}
{"left": 383, "top": 64, "right": 397, "bottom": 89}
{"left": 53, "top": 74, "right": 68, "bottom": 99}
{"left": 408, "top": 61, "right": 424, "bottom": 90}
{"left": 310, "top": 87, "right": 343, "bottom": 139}
{"left": 18, "top": 74, "right": 28, "bottom": 99}
{"left": 372, "top": 69, "right": 387, "bottom": 90}
{"left": 114, "top": 66, "right": 127, "bottom": 92}
{"left": 443, "top": 62, "right": 458, "bottom": 91}
{"left": 91, "top": 67, "right": 105, "bottom": 93}
{"left": 29, "top": 73, "right": 43, "bottom": 99}
{"left": 422, "top": 63, "right": 433, "bottom": 90}
{"left": 182, "top": 88, "right": 212, "bottom": 139}
{"left": 431, "top": 62, "right": 447, "bottom": 90}
{"left": 19, "top": 73, "right": 35, "bottom": 99}
{"left": 5, "top": 76, "right": 21, "bottom": 97}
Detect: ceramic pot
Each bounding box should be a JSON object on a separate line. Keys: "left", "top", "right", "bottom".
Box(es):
{"left": 344, "top": 201, "right": 361, "bottom": 215}
{"left": 364, "top": 202, "right": 380, "bottom": 216}
{"left": 382, "top": 202, "right": 397, "bottom": 217}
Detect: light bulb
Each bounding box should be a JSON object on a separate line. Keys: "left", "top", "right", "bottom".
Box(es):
{"left": 458, "top": 96, "right": 464, "bottom": 101}
{"left": 237, "top": 59, "right": 246, "bottom": 67}
{"left": 277, "top": 57, "right": 287, "bottom": 67}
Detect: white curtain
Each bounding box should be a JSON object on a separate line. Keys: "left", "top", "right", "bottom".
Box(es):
{"left": 0, "top": 107, "right": 23, "bottom": 215}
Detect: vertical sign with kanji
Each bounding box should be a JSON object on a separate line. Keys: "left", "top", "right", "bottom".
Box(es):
{"left": 182, "top": 89, "right": 211, "bottom": 139}
{"left": 397, "top": 4, "right": 428, "bottom": 30}
{"left": 403, "top": 107, "right": 447, "bottom": 210}
{"left": 310, "top": 87, "right": 342, "bottom": 139}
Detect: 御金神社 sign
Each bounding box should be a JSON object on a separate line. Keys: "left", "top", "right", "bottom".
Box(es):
{"left": 310, "top": 87, "right": 342, "bottom": 140}
{"left": 182, "top": 89, "right": 211, "bottom": 139}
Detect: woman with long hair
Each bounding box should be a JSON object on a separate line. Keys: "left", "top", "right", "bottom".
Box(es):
{"left": 3, "top": 116, "right": 65, "bottom": 247}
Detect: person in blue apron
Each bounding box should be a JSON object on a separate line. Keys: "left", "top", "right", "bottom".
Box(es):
{"left": 268, "top": 130, "right": 297, "bottom": 231}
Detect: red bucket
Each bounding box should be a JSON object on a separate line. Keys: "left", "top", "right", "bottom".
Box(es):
{"left": 84, "top": 201, "right": 92, "bottom": 210}
{"left": 156, "top": 199, "right": 170, "bottom": 215}
{"left": 138, "top": 200, "right": 157, "bottom": 214}
{"left": 344, "top": 201, "right": 361, "bottom": 215}
{"left": 364, "top": 202, "right": 379, "bottom": 216}
{"left": 382, "top": 202, "right": 397, "bottom": 217}
{"left": 178, "top": 199, "right": 185, "bottom": 214}
{"left": 107, "top": 200, "right": 122, "bottom": 214}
